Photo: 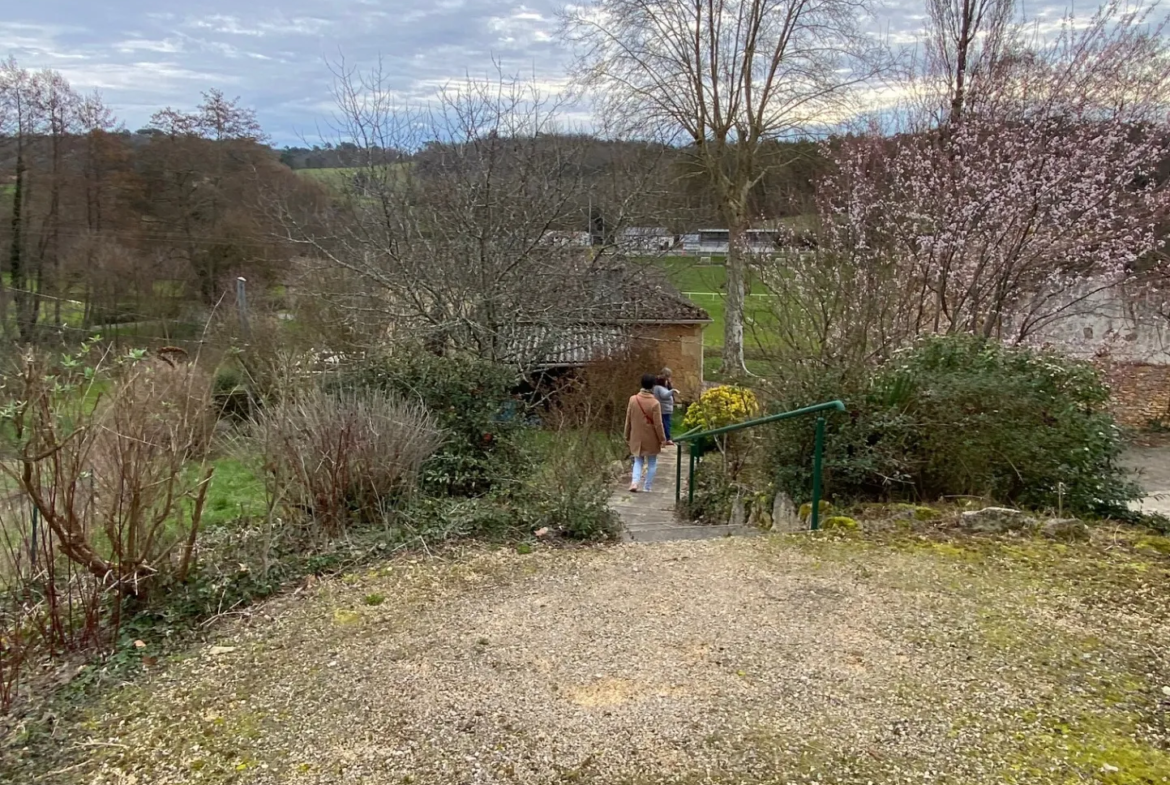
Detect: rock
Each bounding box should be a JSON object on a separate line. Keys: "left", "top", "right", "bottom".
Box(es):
{"left": 208, "top": 646, "right": 237, "bottom": 656}
{"left": 1040, "top": 518, "right": 1090, "bottom": 542}
{"left": 960, "top": 507, "right": 1031, "bottom": 533}
{"left": 821, "top": 516, "right": 859, "bottom": 532}
{"left": 746, "top": 503, "right": 761, "bottom": 530}
{"left": 729, "top": 494, "right": 746, "bottom": 528}
{"left": 771, "top": 492, "right": 801, "bottom": 533}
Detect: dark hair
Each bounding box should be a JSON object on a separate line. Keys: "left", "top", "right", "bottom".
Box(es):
{"left": 641, "top": 373, "right": 657, "bottom": 390}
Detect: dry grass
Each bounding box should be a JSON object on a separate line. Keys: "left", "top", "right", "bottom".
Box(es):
{"left": 8, "top": 530, "right": 1170, "bottom": 784}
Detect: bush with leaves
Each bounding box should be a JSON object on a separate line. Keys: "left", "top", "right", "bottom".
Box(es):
{"left": 514, "top": 430, "right": 621, "bottom": 541}
{"left": 253, "top": 387, "right": 443, "bottom": 536}
{"left": 680, "top": 385, "right": 760, "bottom": 434}
{"left": 767, "top": 334, "right": 1139, "bottom": 516}
{"left": 330, "top": 351, "right": 527, "bottom": 495}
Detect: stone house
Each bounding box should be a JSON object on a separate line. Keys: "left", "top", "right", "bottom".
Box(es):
{"left": 1016, "top": 285, "right": 1170, "bottom": 428}
{"left": 515, "top": 265, "right": 711, "bottom": 401}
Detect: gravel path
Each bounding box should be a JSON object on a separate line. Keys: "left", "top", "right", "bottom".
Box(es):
{"left": 28, "top": 535, "right": 1170, "bottom": 784}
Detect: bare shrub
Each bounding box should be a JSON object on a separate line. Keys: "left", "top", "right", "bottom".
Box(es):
{"left": 0, "top": 502, "right": 109, "bottom": 716}
{"left": 3, "top": 348, "right": 216, "bottom": 597}
{"left": 254, "top": 388, "right": 444, "bottom": 535}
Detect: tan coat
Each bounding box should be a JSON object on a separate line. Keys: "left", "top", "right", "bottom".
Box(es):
{"left": 624, "top": 390, "right": 667, "bottom": 457}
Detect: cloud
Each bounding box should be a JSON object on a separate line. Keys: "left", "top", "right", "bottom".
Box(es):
{"left": 1, "top": 0, "right": 1081, "bottom": 145}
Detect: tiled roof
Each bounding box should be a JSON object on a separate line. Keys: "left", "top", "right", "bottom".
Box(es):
{"left": 501, "top": 325, "right": 630, "bottom": 367}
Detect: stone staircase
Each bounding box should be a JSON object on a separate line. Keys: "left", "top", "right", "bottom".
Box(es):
{"left": 609, "top": 447, "right": 760, "bottom": 543}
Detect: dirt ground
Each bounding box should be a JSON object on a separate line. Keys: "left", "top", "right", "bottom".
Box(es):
{"left": 10, "top": 533, "right": 1170, "bottom": 785}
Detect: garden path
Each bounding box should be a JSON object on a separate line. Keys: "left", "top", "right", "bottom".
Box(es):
{"left": 609, "top": 446, "right": 758, "bottom": 542}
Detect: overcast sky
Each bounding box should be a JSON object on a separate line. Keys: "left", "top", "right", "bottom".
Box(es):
{"left": 4, "top": 1, "right": 1077, "bottom": 146}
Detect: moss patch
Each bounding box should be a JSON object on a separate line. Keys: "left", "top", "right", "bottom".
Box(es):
{"left": 820, "top": 516, "right": 859, "bottom": 532}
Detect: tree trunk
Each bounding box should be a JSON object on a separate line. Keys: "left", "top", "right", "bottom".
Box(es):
{"left": 724, "top": 221, "right": 748, "bottom": 377}
{"left": 8, "top": 145, "right": 32, "bottom": 342}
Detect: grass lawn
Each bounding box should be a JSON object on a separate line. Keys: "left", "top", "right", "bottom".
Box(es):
{"left": 645, "top": 257, "right": 784, "bottom": 376}
{"left": 200, "top": 457, "right": 268, "bottom": 528}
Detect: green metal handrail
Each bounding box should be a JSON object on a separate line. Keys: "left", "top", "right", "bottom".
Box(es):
{"left": 673, "top": 399, "right": 846, "bottom": 531}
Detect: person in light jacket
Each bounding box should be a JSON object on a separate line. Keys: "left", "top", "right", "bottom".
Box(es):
{"left": 652, "top": 367, "right": 680, "bottom": 445}
{"left": 624, "top": 373, "right": 668, "bottom": 492}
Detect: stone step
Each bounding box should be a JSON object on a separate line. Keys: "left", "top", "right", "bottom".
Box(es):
{"left": 623, "top": 524, "right": 761, "bottom": 543}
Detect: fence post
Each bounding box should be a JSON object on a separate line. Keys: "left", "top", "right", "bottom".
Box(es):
{"left": 810, "top": 416, "right": 826, "bottom": 531}
{"left": 236, "top": 277, "right": 251, "bottom": 340}
{"left": 675, "top": 442, "right": 682, "bottom": 504}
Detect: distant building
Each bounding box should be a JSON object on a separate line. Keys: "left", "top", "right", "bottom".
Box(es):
{"left": 1014, "top": 284, "right": 1170, "bottom": 428}
{"left": 616, "top": 227, "right": 676, "bottom": 253}
{"left": 540, "top": 230, "right": 592, "bottom": 249}
{"left": 681, "top": 229, "right": 783, "bottom": 255}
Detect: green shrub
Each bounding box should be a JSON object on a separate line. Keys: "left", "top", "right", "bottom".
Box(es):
{"left": 212, "top": 364, "right": 253, "bottom": 421}
{"left": 513, "top": 431, "right": 620, "bottom": 541}
{"left": 399, "top": 496, "right": 522, "bottom": 541}
{"left": 798, "top": 500, "right": 833, "bottom": 521}
{"left": 767, "top": 334, "right": 1139, "bottom": 517}
{"left": 330, "top": 351, "right": 527, "bottom": 496}
{"left": 680, "top": 385, "right": 760, "bottom": 433}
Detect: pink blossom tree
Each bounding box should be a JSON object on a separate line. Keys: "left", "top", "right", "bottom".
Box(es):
{"left": 764, "top": 1, "right": 1170, "bottom": 365}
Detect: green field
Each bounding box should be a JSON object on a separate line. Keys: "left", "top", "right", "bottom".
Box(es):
{"left": 297, "top": 163, "right": 412, "bottom": 189}
{"left": 650, "top": 257, "right": 779, "bottom": 351}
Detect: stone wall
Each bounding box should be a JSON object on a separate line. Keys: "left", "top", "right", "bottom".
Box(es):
{"left": 629, "top": 323, "right": 706, "bottom": 402}
{"left": 1105, "top": 362, "right": 1170, "bottom": 428}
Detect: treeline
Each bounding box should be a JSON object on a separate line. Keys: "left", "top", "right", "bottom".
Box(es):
{"left": 278, "top": 141, "right": 407, "bottom": 170}
{"left": 403, "top": 133, "right": 829, "bottom": 230}
{"left": 0, "top": 59, "right": 323, "bottom": 343}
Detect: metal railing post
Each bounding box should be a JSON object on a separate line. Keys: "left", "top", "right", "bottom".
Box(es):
{"left": 810, "top": 416, "right": 826, "bottom": 531}
{"left": 671, "top": 400, "right": 845, "bottom": 523}
{"left": 675, "top": 442, "right": 683, "bottom": 503}
{"left": 687, "top": 448, "right": 696, "bottom": 506}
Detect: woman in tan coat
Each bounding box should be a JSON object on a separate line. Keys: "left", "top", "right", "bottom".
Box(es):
{"left": 623, "top": 373, "right": 668, "bottom": 492}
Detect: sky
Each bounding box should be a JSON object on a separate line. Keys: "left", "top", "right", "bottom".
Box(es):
{"left": 3, "top": 0, "right": 1077, "bottom": 147}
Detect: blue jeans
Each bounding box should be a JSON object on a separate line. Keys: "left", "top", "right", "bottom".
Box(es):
{"left": 632, "top": 454, "right": 658, "bottom": 491}
{"left": 662, "top": 412, "right": 672, "bottom": 441}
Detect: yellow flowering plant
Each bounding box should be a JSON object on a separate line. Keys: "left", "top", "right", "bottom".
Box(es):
{"left": 680, "top": 385, "right": 759, "bottom": 434}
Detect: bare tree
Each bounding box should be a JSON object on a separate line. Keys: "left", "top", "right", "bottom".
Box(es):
{"left": 924, "top": 0, "right": 1015, "bottom": 129}
{"left": 271, "top": 63, "right": 673, "bottom": 371}
{"left": 561, "top": 0, "right": 884, "bottom": 375}
{"left": 0, "top": 57, "right": 43, "bottom": 340}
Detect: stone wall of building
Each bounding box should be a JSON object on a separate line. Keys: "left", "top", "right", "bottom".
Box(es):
{"left": 630, "top": 323, "right": 706, "bottom": 402}
{"left": 1105, "top": 362, "right": 1170, "bottom": 428}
